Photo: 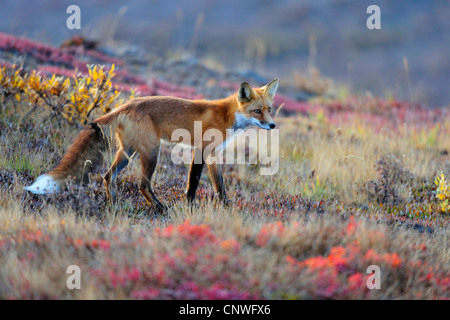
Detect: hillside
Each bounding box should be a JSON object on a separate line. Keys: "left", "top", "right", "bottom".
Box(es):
{"left": 1, "top": 0, "right": 449, "bottom": 107}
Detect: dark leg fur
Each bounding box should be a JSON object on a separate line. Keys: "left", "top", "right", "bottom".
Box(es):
{"left": 186, "top": 149, "right": 204, "bottom": 204}
{"left": 139, "top": 147, "right": 167, "bottom": 213}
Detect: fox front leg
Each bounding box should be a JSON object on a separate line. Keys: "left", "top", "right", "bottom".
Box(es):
{"left": 186, "top": 149, "right": 204, "bottom": 204}
{"left": 207, "top": 161, "right": 229, "bottom": 206}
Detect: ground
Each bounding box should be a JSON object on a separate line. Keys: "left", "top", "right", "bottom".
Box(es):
{"left": 0, "top": 33, "right": 449, "bottom": 299}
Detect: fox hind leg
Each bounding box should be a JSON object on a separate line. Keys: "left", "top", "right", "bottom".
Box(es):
{"left": 139, "top": 145, "right": 167, "bottom": 213}
{"left": 103, "top": 146, "right": 134, "bottom": 201}
{"left": 207, "top": 161, "right": 228, "bottom": 206}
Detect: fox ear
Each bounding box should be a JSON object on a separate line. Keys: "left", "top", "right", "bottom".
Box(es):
{"left": 262, "top": 78, "right": 279, "bottom": 99}
{"left": 238, "top": 82, "right": 255, "bottom": 103}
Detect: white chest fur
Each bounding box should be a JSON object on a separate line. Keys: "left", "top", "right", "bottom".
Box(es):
{"left": 232, "top": 112, "right": 271, "bottom": 131}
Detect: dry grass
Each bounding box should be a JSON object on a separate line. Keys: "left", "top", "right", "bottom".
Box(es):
{"left": 0, "top": 102, "right": 449, "bottom": 299}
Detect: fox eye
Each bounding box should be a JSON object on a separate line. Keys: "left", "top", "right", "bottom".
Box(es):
{"left": 268, "top": 107, "right": 272, "bottom": 113}
{"left": 253, "top": 109, "right": 261, "bottom": 114}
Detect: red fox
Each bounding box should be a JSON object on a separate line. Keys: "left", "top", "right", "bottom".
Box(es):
{"left": 24, "top": 79, "right": 279, "bottom": 212}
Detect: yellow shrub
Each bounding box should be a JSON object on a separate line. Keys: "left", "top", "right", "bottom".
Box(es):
{"left": 0, "top": 64, "right": 26, "bottom": 102}
{"left": 66, "top": 64, "right": 121, "bottom": 124}
{"left": 1, "top": 63, "right": 127, "bottom": 126}
{"left": 435, "top": 172, "right": 450, "bottom": 213}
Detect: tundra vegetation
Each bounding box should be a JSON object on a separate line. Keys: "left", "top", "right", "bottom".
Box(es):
{"left": 0, "top": 33, "right": 449, "bottom": 299}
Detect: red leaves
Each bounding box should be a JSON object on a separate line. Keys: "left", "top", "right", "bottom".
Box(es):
{"left": 155, "top": 220, "right": 217, "bottom": 244}
{"left": 283, "top": 239, "right": 404, "bottom": 298}
{"left": 0, "top": 32, "right": 75, "bottom": 68}
{"left": 68, "top": 237, "right": 111, "bottom": 251}
{"left": 86, "top": 220, "right": 255, "bottom": 299}
{"left": 287, "top": 245, "right": 353, "bottom": 274}
{"left": 14, "top": 229, "right": 50, "bottom": 245}
{"left": 256, "top": 221, "right": 285, "bottom": 247}
{"left": 363, "top": 249, "right": 402, "bottom": 268}
{"left": 0, "top": 32, "right": 122, "bottom": 72}
{"left": 132, "top": 288, "right": 159, "bottom": 299}
{"left": 1, "top": 218, "right": 448, "bottom": 299}
{"left": 346, "top": 216, "right": 359, "bottom": 234}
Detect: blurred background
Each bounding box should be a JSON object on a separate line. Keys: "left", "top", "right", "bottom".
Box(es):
{"left": 0, "top": 0, "right": 448, "bottom": 107}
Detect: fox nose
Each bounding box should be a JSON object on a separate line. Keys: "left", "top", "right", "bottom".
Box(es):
{"left": 269, "top": 123, "right": 276, "bottom": 129}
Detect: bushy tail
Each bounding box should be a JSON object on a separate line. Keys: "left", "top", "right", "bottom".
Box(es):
{"left": 25, "top": 122, "right": 110, "bottom": 194}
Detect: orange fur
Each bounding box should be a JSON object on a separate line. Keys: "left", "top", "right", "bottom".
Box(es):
{"left": 27, "top": 79, "right": 279, "bottom": 212}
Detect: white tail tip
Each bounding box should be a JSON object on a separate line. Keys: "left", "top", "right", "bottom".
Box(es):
{"left": 24, "top": 174, "right": 60, "bottom": 195}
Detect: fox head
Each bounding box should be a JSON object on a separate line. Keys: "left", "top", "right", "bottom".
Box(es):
{"left": 234, "top": 79, "right": 279, "bottom": 130}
